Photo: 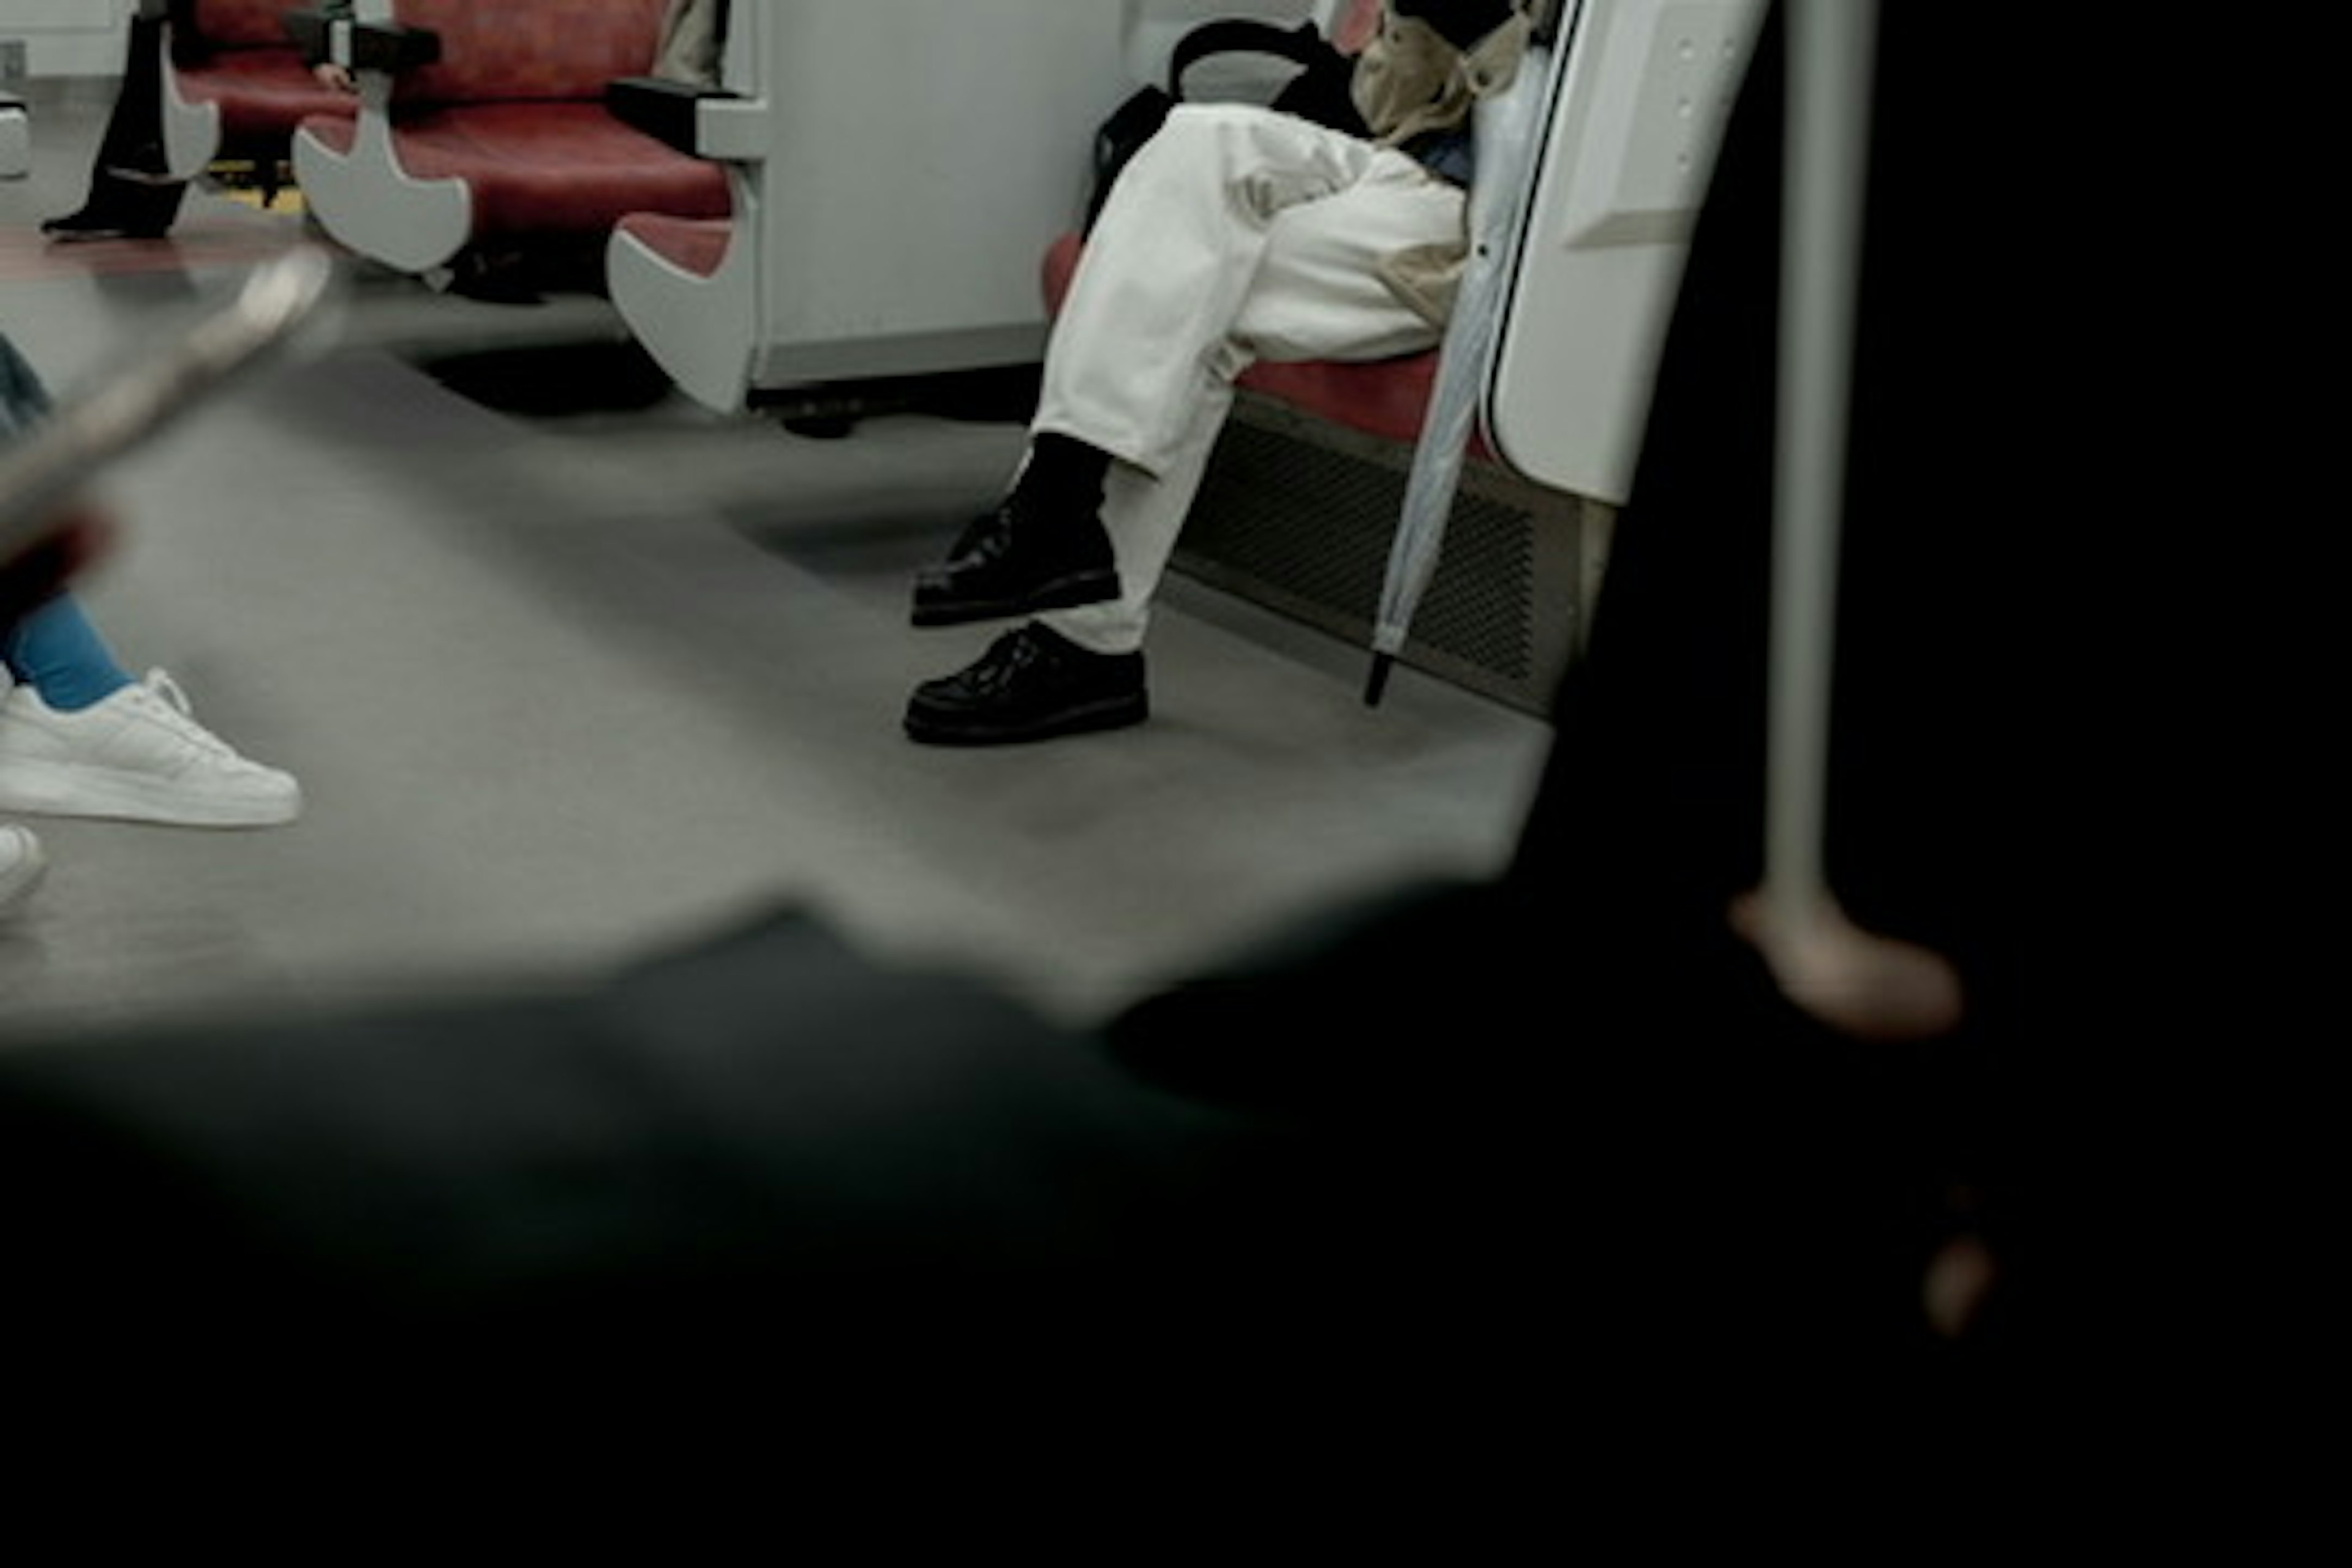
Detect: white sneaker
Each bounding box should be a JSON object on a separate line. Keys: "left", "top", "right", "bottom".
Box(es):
{"left": 0, "top": 823, "right": 45, "bottom": 914}
{"left": 0, "top": 670, "right": 302, "bottom": 827}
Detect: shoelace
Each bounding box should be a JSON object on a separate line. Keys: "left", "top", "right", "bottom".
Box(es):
{"left": 949, "top": 503, "right": 1016, "bottom": 563}
{"left": 965, "top": 631, "right": 1055, "bottom": 696}
{"left": 121, "top": 669, "right": 241, "bottom": 760}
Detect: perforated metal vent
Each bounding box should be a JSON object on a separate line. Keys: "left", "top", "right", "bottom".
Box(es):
{"left": 1172, "top": 393, "right": 1607, "bottom": 715}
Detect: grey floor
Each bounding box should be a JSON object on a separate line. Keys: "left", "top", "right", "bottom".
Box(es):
{"left": 0, "top": 86, "right": 1553, "bottom": 1044}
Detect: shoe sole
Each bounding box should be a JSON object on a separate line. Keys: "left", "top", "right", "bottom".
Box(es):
{"left": 908, "top": 568, "right": 1121, "bottom": 629}
{"left": 903, "top": 690, "right": 1148, "bottom": 746}
{"left": 0, "top": 762, "right": 300, "bottom": 828}
{"left": 41, "top": 222, "right": 173, "bottom": 243}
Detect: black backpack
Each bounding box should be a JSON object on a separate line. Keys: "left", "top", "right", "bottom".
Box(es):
{"left": 1085, "top": 18, "right": 1370, "bottom": 233}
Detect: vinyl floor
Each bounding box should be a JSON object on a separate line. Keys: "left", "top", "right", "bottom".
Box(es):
{"left": 0, "top": 82, "right": 1552, "bottom": 1043}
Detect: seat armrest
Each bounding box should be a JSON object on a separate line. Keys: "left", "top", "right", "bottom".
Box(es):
{"left": 281, "top": 9, "right": 443, "bottom": 73}
{"left": 606, "top": 76, "right": 741, "bottom": 154}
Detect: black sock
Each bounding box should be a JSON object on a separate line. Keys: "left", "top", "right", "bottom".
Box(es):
{"left": 1018, "top": 433, "right": 1110, "bottom": 516}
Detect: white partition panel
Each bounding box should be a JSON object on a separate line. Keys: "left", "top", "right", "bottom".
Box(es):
{"left": 288, "top": 0, "right": 477, "bottom": 273}
{"left": 0, "top": 0, "right": 133, "bottom": 77}
{"left": 1485, "top": 0, "right": 1763, "bottom": 503}
{"left": 735, "top": 0, "right": 1125, "bottom": 387}
{"left": 614, "top": 0, "right": 1357, "bottom": 409}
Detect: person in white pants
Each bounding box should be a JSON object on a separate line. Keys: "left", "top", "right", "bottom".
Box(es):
{"left": 905, "top": 0, "right": 1531, "bottom": 745}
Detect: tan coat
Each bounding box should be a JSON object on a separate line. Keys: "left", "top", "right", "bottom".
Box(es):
{"left": 1351, "top": 2, "right": 1535, "bottom": 146}
{"left": 1351, "top": 2, "right": 1537, "bottom": 325}
{"left": 653, "top": 0, "right": 726, "bottom": 88}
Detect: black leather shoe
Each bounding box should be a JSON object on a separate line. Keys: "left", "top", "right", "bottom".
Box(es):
{"left": 905, "top": 624, "right": 1147, "bottom": 745}
{"left": 40, "top": 206, "right": 172, "bottom": 242}
{"left": 910, "top": 498, "right": 1119, "bottom": 628}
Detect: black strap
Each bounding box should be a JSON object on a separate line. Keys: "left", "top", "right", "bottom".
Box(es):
{"left": 1166, "top": 18, "right": 1332, "bottom": 99}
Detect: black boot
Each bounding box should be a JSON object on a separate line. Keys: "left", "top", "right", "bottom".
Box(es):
{"left": 904, "top": 624, "right": 1148, "bottom": 745}
{"left": 910, "top": 435, "right": 1118, "bottom": 627}
{"left": 42, "top": 172, "right": 183, "bottom": 241}
{"left": 47, "top": 14, "right": 184, "bottom": 243}
{"left": 40, "top": 194, "right": 178, "bottom": 242}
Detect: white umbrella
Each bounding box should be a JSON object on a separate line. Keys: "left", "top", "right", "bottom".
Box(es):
{"left": 1363, "top": 32, "right": 1552, "bottom": 706}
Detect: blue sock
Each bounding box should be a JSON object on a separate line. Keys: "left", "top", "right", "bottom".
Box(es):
{"left": 3, "top": 594, "right": 134, "bottom": 713}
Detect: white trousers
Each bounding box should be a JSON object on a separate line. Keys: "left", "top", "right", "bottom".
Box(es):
{"left": 1032, "top": 103, "right": 1464, "bottom": 655}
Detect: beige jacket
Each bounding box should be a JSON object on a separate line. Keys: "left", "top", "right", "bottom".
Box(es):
{"left": 654, "top": 0, "right": 727, "bottom": 88}
{"left": 1351, "top": 2, "right": 1537, "bottom": 325}
{"left": 1352, "top": 2, "right": 1535, "bottom": 146}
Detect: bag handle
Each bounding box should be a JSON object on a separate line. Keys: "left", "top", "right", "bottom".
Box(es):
{"left": 1166, "top": 18, "right": 1333, "bottom": 99}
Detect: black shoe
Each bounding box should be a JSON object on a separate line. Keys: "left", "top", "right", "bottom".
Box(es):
{"left": 910, "top": 497, "right": 1119, "bottom": 628}
{"left": 437, "top": 251, "right": 546, "bottom": 304}
{"left": 40, "top": 206, "right": 172, "bottom": 242}
{"left": 905, "top": 624, "right": 1148, "bottom": 745}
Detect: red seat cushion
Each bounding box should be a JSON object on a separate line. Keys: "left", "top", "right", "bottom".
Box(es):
{"left": 190, "top": 0, "right": 303, "bottom": 49}
{"left": 614, "top": 213, "right": 733, "bottom": 278}
{"left": 1041, "top": 231, "right": 1486, "bottom": 457}
{"left": 178, "top": 49, "right": 358, "bottom": 142}
{"left": 1237, "top": 353, "right": 1445, "bottom": 450}
{"left": 305, "top": 104, "right": 730, "bottom": 239}
{"left": 390, "top": 0, "right": 668, "bottom": 105}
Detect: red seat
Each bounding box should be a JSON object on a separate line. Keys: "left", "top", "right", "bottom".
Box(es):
{"left": 1040, "top": 229, "right": 1487, "bottom": 460}
{"left": 296, "top": 0, "right": 727, "bottom": 256}
{"left": 303, "top": 102, "right": 728, "bottom": 241}
{"left": 164, "top": 0, "right": 356, "bottom": 175}
{"left": 178, "top": 49, "right": 357, "bottom": 144}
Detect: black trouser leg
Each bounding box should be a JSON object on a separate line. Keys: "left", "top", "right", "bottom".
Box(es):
{"left": 43, "top": 16, "right": 189, "bottom": 238}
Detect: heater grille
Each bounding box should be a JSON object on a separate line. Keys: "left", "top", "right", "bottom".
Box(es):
{"left": 1174, "top": 393, "right": 1609, "bottom": 715}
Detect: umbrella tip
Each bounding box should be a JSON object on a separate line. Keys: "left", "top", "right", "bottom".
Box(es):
{"left": 1363, "top": 653, "right": 1395, "bottom": 707}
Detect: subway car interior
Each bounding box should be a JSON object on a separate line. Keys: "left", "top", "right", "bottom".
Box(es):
{"left": 2, "top": 0, "right": 1741, "bottom": 1037}
{"left": 0, "top": 0, "right": 2138, "bottom": 1424}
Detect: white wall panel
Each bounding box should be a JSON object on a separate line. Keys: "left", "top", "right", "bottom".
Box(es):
{"left": 0, "top": 0, "right": 134, "bottom": 78}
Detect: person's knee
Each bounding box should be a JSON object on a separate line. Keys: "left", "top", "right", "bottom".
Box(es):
{"left": 1147, "top": 100, "right": 1324, "bottom": 178}
{"left": 1159, "top": 100, "right": 1283, "bottom": 142}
